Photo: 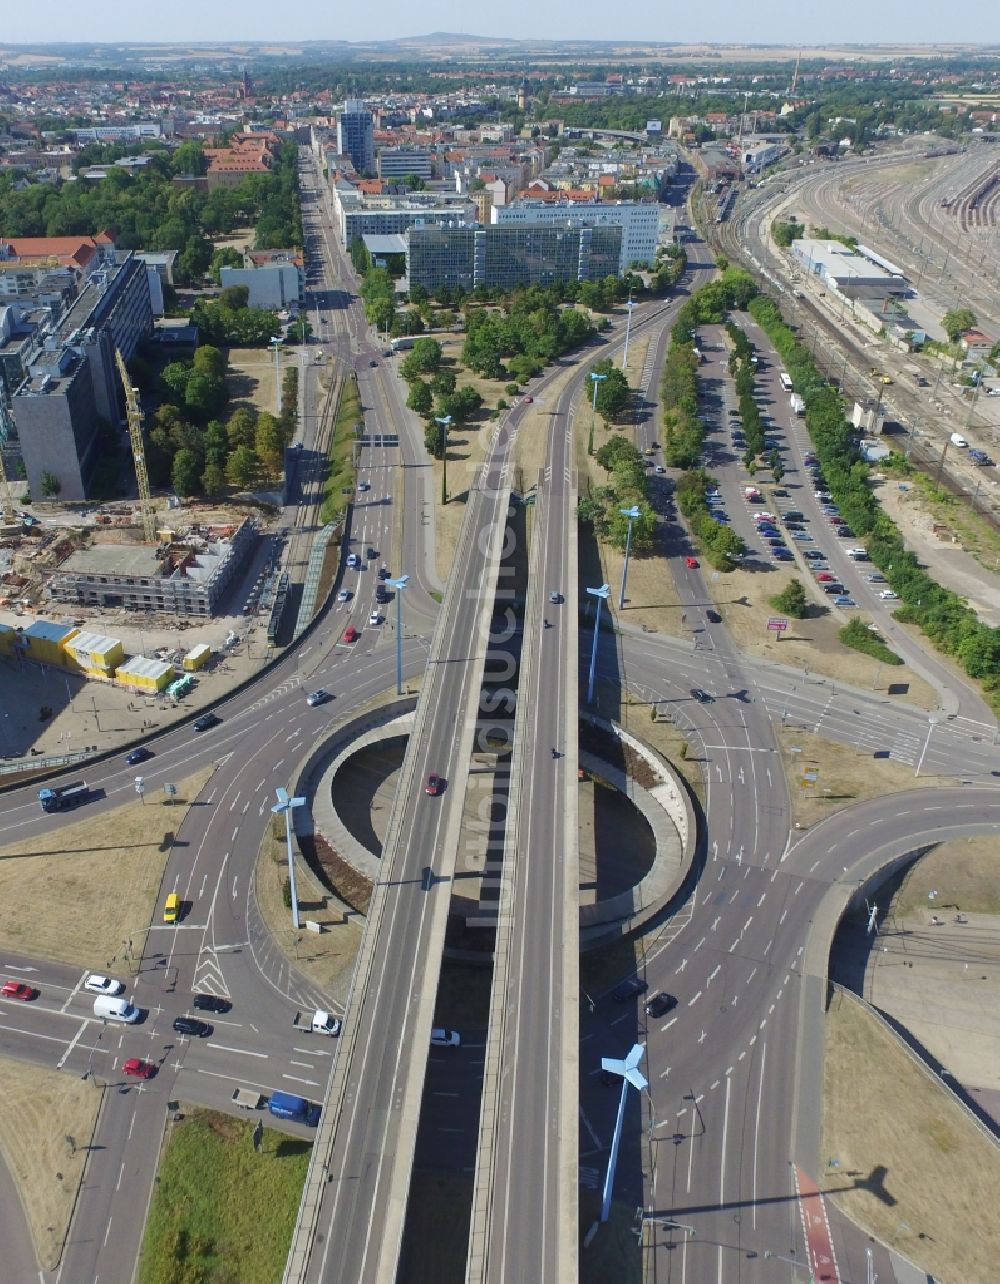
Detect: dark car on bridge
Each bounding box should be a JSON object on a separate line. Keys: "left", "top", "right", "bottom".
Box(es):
{"left": 612, "top": 975, "right": 648, "bottom": 1002}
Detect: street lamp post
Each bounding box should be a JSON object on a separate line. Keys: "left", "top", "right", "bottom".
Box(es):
{"left": 586, "top": 583, "right": 610, "bottom": 705}
{"left": 600, "top": 1043, "right": 647, "bottom": 1222}
{"left": 435, "top": 414, "right": 452, "bottom": 504}
{"left": 387, "top": 574, "right": 409, "bottom": 695}
{"left": 272, "top": 787, "right": 306, "bottom": 930}
{"left": 589, "top": 371, "right": 607, "bottom": 456}
{"left": 619, "top": 505, "right": 640, "bottom": 609}
{"left": 622, "top": 296, "right": 637, "bottom": 374}
{"left": 269, "top": 336, "right": 283, "bottom": 415}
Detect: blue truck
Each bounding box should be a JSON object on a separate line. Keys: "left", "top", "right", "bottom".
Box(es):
{"left": 38, "top": 783, "right": 91, "bottom": 813}
{"left": 268, "top": 1090, "right": 321, "bottom": 1127}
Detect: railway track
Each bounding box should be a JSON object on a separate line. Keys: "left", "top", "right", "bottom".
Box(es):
{"left": 709, "top": 188, "right": 1000, "bottom": 537}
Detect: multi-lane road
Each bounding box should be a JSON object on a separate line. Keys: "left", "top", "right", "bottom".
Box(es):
{"left": 0, "top": 159, "right": 997, "bottom": 1284}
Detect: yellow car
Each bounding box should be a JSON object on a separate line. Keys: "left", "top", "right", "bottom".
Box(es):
{"left": 163, "top": 892, "right": 181, "bottom": 923}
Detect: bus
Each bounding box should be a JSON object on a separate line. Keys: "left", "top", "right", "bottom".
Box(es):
{"left": 778, "top": 372, "right": 794, "bottom": 393}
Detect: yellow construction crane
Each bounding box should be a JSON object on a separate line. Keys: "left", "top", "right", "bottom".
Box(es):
{"left": 0, "top": 399, "right": 18, "bottom": 524}
{"left": 114, "top": 348, "right": 157, "bottom": 544}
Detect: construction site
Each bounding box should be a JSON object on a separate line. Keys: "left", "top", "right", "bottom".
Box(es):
{"left": 0, "top": 350, "right": 282, "bottom": 770}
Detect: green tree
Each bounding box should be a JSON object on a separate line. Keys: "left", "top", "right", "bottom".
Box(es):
{"left": 171, "top": 447, "right": 203, "bottom": 497}
{"left": 430, "top": 368, "right": 457, "bottom": 398}
{"left": 399, "top": 337, "right": 443, "bottom": 379}
{"left": 226, "top": 406, "right": 257, "bottom": 450}
{"left": 209, "top": 246, "right": 241, "bottom": 284}
{"left": 942, "top": 307, "right": 977, "bottom": 343}
{"left": 198, "top": 459, "right": 224, "bottom": 498}
{"left": 41, "top": 470, "right": 61, "bottom": 497}
{"left": 407, "top": 380, "right": 433, "bottom": 416}
{"left": 193, "top": 345, "right": 227, "bottom": 380}
{"left": 424, "top": 421, "right": 445, "bottom": 455}
{"left": 255, "top": 411, "right": 285, "bottom": 474}
{"left": 770, "top": 578, "right": 808, "bottom": 618}
{"left": 171, "top": 140, "right": 207, "bottom": 177}
{"left": 184, "top": 370, "right": 228, "bottom": 422}
{"left": 225, "top": 445, "right": 258, "bottom": 489}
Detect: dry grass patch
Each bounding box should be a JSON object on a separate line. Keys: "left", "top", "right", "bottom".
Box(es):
{"left": 226, "top": 346, "right": 299, "bottom": 416}
{"left": 774, "top": 728, "right": 946, "bottom": 829}
{"left": 0, "top": 1057, "right": 101, "bottom": 1270}
{"left": 892, "top": 836, "right": 1000, "bottom": 915}
{"left": 0, "top": 767, "right": 214, "bottom": 969}
{"left": 822, "top": 987, "right": 1000, "bottom": 1284}
{"left": 704, "top": 566, "right": 939, "bottom": 710}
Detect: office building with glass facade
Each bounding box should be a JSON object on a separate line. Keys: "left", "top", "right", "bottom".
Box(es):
{"left": 406, "top": 223, "right": 622, "bottom": 294}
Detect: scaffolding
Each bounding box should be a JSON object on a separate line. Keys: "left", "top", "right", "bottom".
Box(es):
{"left": 114, "top": 348, "right": 156, "bottom": 543}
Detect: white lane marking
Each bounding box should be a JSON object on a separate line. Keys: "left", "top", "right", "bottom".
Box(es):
{"left": 718, "top": 1073, "right": 732, "bottom": 1284}
{"left": 752, "top": 1040, "right": 767, "bottom": 1229}
{"left": 230, "top": 792, "right": 241, "bottom": 812}
{"left": 56, "top": 1019, "right": 88, "bottom": 1069}
{"left": 688, "top": 991, "right": 702, "bottom": 1006}
{"left": 207, "top": 1044, "right": 267, "bottom": 1058}
{"left": 281, "top": 1074, "right": 319, "bottom": 1086}
{"left": 290, "top": 1060, "right": 314, "bottom": 1069}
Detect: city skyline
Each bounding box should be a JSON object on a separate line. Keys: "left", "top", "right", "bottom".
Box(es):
{"left": 1, "top": 2, "right": 999, "bottom": 50}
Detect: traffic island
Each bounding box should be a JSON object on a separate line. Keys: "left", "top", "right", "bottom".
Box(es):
{"left": 137, "top": 1107, "right": 310, "bottom": 1284}
{"left": 0, "top": 1057, "right": 101, "bottom": 1272}
{"left": 283, "top": 700, "right": 697, "bottom": 959}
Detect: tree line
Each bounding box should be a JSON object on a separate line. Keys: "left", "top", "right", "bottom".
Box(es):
{"left": 0, "top": 140, "right": 302, "bottom": 286}
{"left": 748, "top": 293, "right": 1000, "bottom": 706}
{"left": 142, "top": 345, "right": 297, "bottom": 499}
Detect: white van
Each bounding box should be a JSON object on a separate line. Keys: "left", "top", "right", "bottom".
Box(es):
{"left": 950, "top": 433, "right": 968, "bottom": 448}
{"left": 93, "top": 995, "right": 140, "bottom": 1023}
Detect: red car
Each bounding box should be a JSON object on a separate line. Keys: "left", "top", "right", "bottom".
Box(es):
{"left": 122, "top": 1057, "right": 156, "bottom": 1080}
{"left": 343, "top": 625, "right": 359, "bottom": 643}
{"left": 685, "top": 556, "right": 699, "bottom": 569}
{"left": 522, "top": 395, "right": 533, "bottom": 404}
{"left": 425, "top": 774, "right": 444, "bottom": 796}
{"left": 816, "top": 572, "right": 835, "bottom": 582}
{"left": 1, "top": 980, "right": 36, "bottom": 1001}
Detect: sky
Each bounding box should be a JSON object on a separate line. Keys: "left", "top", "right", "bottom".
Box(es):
{"left": 1, "top": 0, "right": 999, "bottom": 48}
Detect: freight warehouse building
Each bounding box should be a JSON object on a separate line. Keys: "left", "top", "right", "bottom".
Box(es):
{"left": 47, "top": 519, "right": 257, "bottom": 617}
{"left": 790, "top": 239, "right": 909, "bottom": 301}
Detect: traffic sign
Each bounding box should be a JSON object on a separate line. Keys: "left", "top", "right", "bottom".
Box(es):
{"left": 767, "top": 617, "right": 788, "bottom": 632}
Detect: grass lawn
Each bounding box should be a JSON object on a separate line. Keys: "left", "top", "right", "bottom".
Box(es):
{"left": 823, "top": 988, "right": 1000, "bottom": 1284}
{"left": 0, "top": 766, "right": 214, "bottom": 970}
{"left": 773, "top": 727, "right": 950, "bottom": 829}
{"left": 891, "top": 836, "right": 1000, "bottom": 915}
{"left": 320, "top": 375, "right": 361, "bottom": 524}
{"left": 0, "top": 1057, "right": 101, "bottom": 1270}
{"left": 137, "top": 1108, "right": 310, "bottom": 1284}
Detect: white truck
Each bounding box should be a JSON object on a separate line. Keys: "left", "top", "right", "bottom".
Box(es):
{"left": 231, "top": 1087, "right": 266, "bottom": 1110}
{"left": 789, "top": 393, "right": 806, "bottom": 416}
{"left": 293, "top": 1009, "right": 342, "bottom": 1037}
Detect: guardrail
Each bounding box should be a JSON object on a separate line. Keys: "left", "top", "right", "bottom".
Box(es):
{"left": 0, "top": 747, "right": 96, "bottom": 778}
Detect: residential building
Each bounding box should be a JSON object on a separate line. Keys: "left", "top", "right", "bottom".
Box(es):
{"left": 338, "top": 100, "right": 375, "bottom": 175}
{"left": 406, "top": 222, "right": 622, "bottom": 294}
